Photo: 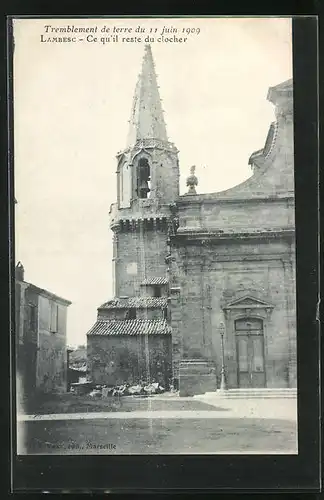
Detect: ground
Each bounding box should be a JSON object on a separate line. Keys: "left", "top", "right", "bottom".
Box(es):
{"left": 22, "top": 417, "right": 297, "bottom": 455}
{"left": 17, "top": 393, "right": 298, "bottom": 455}
{"left": 21, "top": 392, "right": 218, "bottom": 415}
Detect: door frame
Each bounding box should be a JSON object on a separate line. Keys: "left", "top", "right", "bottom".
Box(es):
{"left": 221, "top": 293, "right": 274, "bottom": 389}
{"left": 235, "top": 320, "right": 266, "bottom": 388}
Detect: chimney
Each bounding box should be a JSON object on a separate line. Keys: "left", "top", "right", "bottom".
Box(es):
{"left": 15, "top": 261, "right": 25, "bottom": 282}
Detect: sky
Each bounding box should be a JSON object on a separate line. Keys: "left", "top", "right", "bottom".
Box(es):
{"left": 13, "top": 17, "right": 293, "bottom": 347}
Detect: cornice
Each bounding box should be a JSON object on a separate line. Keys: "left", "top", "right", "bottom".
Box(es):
{"left": 176, "top": 193, "right": 294, "bottom": 206}
{"left": 174, "top": 228, "right": 295, "bottom": 243}
{"left": 110, "top": 216, "right": 169, "bottom": 232}
{"left": 116, "top": 138, "right": 178, "bottom": 158}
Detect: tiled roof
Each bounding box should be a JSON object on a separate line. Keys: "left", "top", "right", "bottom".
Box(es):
{"left": 87, "top": 319, "right": 171, "bottom": 336}
{"left": 141, "top": 277, "right": 168, "bottom": 285}
{"left": 99, "top": 297, "right": 168, "bottom": 309}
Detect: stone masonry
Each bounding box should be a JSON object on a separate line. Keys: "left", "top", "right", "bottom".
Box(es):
{"left": 87, "top": 46, "right": 296, "bottom": 395}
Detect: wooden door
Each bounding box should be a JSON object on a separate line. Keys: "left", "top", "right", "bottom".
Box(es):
{"left": 235, "top": 319, "right": 266, "bottom": 388}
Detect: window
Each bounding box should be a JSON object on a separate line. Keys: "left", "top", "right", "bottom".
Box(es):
{"left": 120, "top": 166, "right": 124, "bottom": 201}
{"left": 153, "top": 286, "right": 162, "bottom": 298}
{"left": 28, "top": 304, "right": 37, "bottom": 331}
{"left": 137, "top": 158, "right": 151, "bottom": 199}
{"left": 125, "top": 308, "right": 136, "bottom": 320}
{"left": 50, "top": 303, "right": 58, "bottom": 333}
{"left": 120, "top": 162, "right": 131, "bottom": 208}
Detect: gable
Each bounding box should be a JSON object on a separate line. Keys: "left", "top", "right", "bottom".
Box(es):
{"left": 224, "top": 294, "right": 274, "bottom": 310}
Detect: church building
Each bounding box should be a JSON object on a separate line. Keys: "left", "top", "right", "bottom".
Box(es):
{"left": 87, "top": 45, "right": 296, "bottom": 395}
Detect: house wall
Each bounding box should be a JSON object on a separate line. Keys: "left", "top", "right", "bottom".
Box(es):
{"left": 87, "top": 334, "right": 172, "bottom": 388}
{"left": 16, "top": 285, "right": 39, "bottom": 397}
{"left": 36, "top": 295, "right": 68, "bottom": 393}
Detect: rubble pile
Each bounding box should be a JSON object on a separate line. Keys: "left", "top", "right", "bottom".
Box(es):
{"left": 87, "top": 381, "right": 165, "bottom": 398}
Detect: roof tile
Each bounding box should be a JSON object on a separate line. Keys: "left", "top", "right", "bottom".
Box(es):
{"left": 141, "top": 277, "right": 168, "bottom": 285}
{"left": 87, "top": 319, "right": 171, "bottom": 336}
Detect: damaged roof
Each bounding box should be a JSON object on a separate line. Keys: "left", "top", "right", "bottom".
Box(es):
{"left": 87, "top": 319, "right": 171, "bottom": 336}
{"left": 99, "top": 296, "right": 168, "bottom": 310}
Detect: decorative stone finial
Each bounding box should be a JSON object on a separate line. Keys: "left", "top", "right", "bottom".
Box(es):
{"left": 186, "top": 165, "right": 198, "bottom": 195}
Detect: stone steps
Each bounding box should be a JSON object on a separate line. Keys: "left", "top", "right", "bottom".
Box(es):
{"left": 201, "top": 388, "right": 297, "bottom": 399}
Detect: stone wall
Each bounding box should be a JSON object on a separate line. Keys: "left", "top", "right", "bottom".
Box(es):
{"left": 98, "top": 307, "right": 166, "bottom": 321}
{"left": 87, "top": 334, "right": 172, "bottom": 388}
{"left": 151, "top": 148, "right": 180, "bottom": 203}
{"left": 115, "top": 227, "right": 168, "bottom": 297}
{"left": 177, "top": 198, "right": 294, "bottom": 232}
{"left": 170, "top": 236, "right": 296, "bottom": 389}
{"left": 179, "top": 360, "right": 217, "bottom": 396}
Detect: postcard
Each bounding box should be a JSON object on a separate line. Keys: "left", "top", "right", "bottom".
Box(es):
{"left": 12, "top": 17, "right": 298, "bottom": 457}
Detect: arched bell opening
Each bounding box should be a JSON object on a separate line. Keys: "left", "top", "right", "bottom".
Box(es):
{"left": 136, "top": 158, "right": 151, "bottom": 199}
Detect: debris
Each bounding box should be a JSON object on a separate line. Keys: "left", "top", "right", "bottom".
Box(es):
{"left": 112, "top": 384, "right": 129, "bottom": 396}
{"left": 84, "top": 380, "right": 166, "bottom": 398}
{"left": 127, "top": 384, "right": 144, "bottom": 395}
{"left": 89, "top": 388, "right": 102, "bottom": 398}
{"left": 101, "top": 386, "right": 111, "bottom": 398}
{"left": 143, "top": 382, "right": 164, "bottom": 394}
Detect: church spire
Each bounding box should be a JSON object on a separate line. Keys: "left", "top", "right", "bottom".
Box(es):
{"left": 126, "top": 45, "right": 168, "bottom": 147}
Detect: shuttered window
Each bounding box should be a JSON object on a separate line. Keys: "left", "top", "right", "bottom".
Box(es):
{"left": 50, "top": 302, "right": 58, "bottom": 333}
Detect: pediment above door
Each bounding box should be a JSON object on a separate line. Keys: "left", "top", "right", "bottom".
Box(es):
{"left": 221, "top": 291, "right": 274, "bottom": 319}
{"left": 225, "top": 294, "right": 274, "bottom": 309}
